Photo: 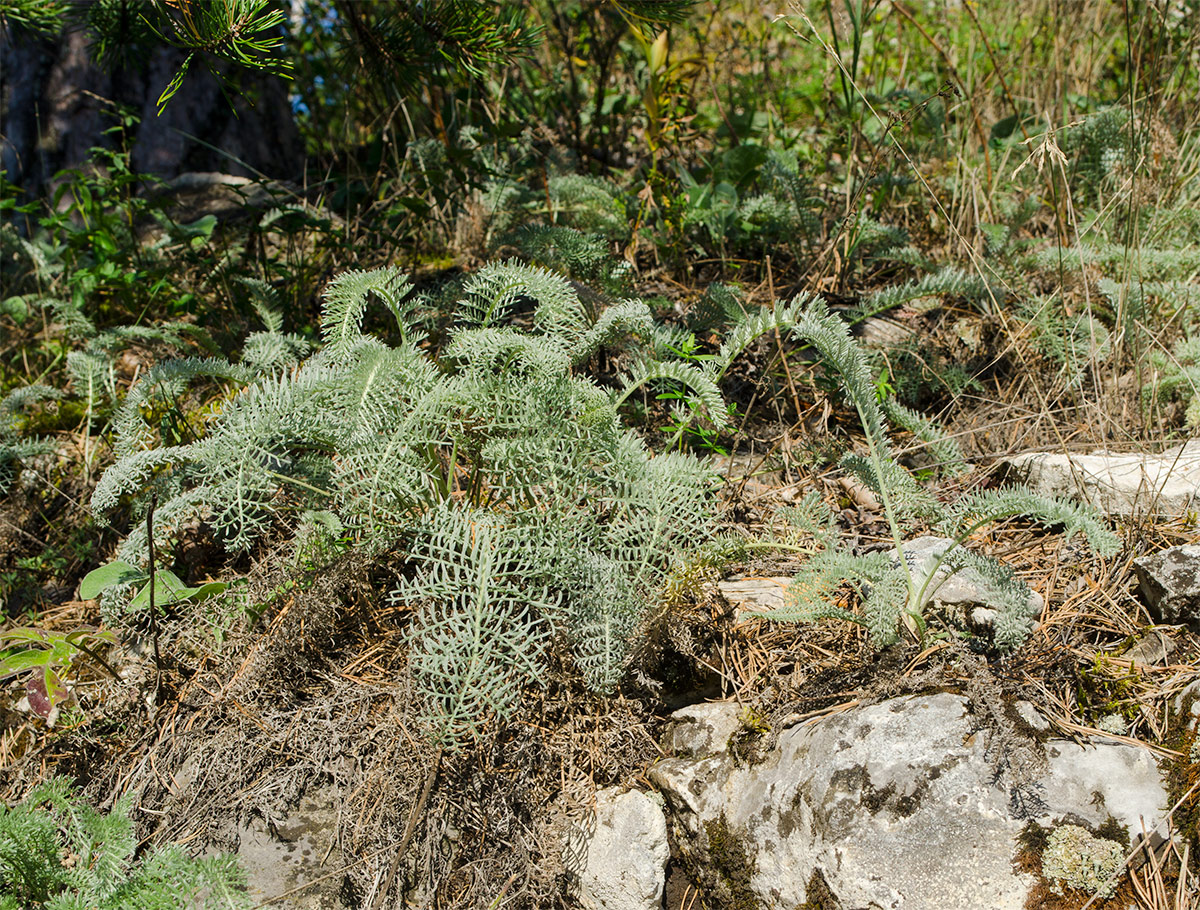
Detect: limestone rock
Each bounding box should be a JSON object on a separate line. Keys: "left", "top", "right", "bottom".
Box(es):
{"left": 1002, "top": 441, "right": 1200, "bottom": 516}
{"left": 573, "top": 788, "right": 669, "bottom": 910}
{"left": 1124, "top": 629, "right": 1176, "bottom": 666}
{"left": 717, "top": 576, "right": 790, "bottom": 620}
{"left": 663, "top": 701, "right": 744, "bottom": 758}
{"left": 1135, "top": 545, "right": 1200, "bottom": 630}
{"left": 856, "top": 316, "right": 916, "bottom": 348}
{"left": 651, "top": 693, "right": 1168, "bottom": 909}
{"left": 235, "top": 789, "right": 349, "bottom": 910}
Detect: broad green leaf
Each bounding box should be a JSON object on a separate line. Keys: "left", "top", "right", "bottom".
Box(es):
{"left": 0, "top": 627, "right": 53, "bottom": 646}
{"left": 188, "top": 581, "right": 229, "bottom": 602}
{"left": 0, "top": 648, "right": 53, "bottom": 679}
{"left": 66, "top": 627, "right": 118, "bottom": 646}
{"left": 128, "top": 569, "right": 193, "bottom": 610}
{"left": 80, "top": 560, "right": 146, "bottom": 599}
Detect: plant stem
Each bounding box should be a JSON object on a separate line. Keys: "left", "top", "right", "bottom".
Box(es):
{"left": 146, "top": 495, "right": 166, "bottom": 706}
{"left": 370, "top": 745, "right": 443, "bottom": 910}
{"left": 67, "top": 640, "right": 123, "bottom": 684}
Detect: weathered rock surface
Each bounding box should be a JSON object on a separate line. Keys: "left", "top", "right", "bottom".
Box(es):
{"left": 663, "top": 701, "right": 744, "bottom": 757}
{"left": 651, "top": 693, "right": 1167, "bottom": 909}
{"left": 1002, "top": 440, "right": 1200, "bottom": 516}
{"left": 236, "top": 790, "right": 349, "bottom": 909}
{"left": 717, "top": 576, "right": 790, "bottom": 619}
{"left": 1135, "top": 544, "right": 1200, "bottom": 630}
{"left": 571, "top": 788, "right": 669, "bottom": 910}
{"left": 1124, "top": 629, "right": 1177, "bottom": 666}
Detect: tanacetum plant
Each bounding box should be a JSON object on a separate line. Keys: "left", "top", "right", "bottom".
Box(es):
{"left": 93, "top": 261, "right": 806, "bottom": 748}
{"left": 0, "top": 777, "right": 248, "bottom": 910}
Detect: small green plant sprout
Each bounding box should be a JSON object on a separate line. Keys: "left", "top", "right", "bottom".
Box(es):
{"left": 0, "top": 626, "right": 119, "bottom": 718}
{"left": 0, "top": 777, "right": 250, "bottom": 910}
{"left": 1041, "top": 824, "right": 1125, "bottom": 899}
{"left": 79, "top": 559, "right": 228, "bottom": 613}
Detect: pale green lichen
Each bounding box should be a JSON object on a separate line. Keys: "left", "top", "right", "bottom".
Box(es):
{"left": 1095, "top": 713, "right": 1128, "bottom": 736}
{"left": 1042, "top": 824, "right": 1124, "bottom": 898}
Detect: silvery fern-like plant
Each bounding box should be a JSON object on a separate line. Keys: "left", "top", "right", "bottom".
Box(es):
{"left": 0, "top": 386, "right": 60, "bottom": 494}
{"left": 762, "top": 297, "right": 1121, "bottom": 650}
{"left": 92, "top": 262, "right": 718, "bottom": 747}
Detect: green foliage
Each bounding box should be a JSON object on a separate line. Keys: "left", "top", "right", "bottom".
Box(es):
{"left": 852, "top": 267, "right": 989, "bottom": 322}
{"left": 1147, "top": 334, "right": 1200, "bottom": 426}
{"left": 0, "top": 778, "right": 249, "bottom": 910}
{"left": 0, "top": 0, "right": 67, "bottom": 37}
{"left": 336, "top": 1, "right": 541, "bottom": 94}
{"left": 671, "top": 147, "right": 822, "bottom": 263}
{"left": 881, "top": 398, "right": 968, "bottom": 477}
{"left": 0, "top": 385, "right": 58, "bottom": 494}
{"left": 1019, "top": 296, "right": 1111, "bottom": 390}
{"left": 149, "top": 0, "right": 291, "bottom": 112}
{"left": 1064, "top": 107, "right": 1135, "bottom": 201}
{"left": 80, "top": 558, "right": 227, "bottom": 612}
{"left": 7, "top": 0, "right": 293, "bottom": 114}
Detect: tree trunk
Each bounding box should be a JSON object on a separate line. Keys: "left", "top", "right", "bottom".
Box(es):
{"left": 1, "top": 21, "right": 301, "bottom": 205}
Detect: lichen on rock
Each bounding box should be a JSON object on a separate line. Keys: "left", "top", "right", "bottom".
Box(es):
{"left": 1041, "top": 824, "right": 1124, "bottom": 898}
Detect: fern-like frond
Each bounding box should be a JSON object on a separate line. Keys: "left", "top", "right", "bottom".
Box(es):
{"left": 91, "top": 446, "right": 193, "bottom": 516}
{"left": 241, "top": 332, "right": 311, "bottom": 373}
{"left": 840, "top": 452, "right": 941, "bottom": 520}
{"left": 0, "top": 778, "right": 249, "bottom": 910}
{"left": 710, "top": 297, "right": 805, "bottom": 380}
{"left": 791, "top": 296, "right": 888, "bottom": 446}
{"left": 506, "top": 223, "right": 617, "bottom": 286}
{"left": 779, "top": 490, "right": 839, "bottom": 548}
{"left": 454, "top": 259, "right": 579, "bottom": 330}
{"left": 764, "top": 548, "right": 889, "bottom": 624}
{"left": 853, "top": 266, "right": 988, "bottom": 321}
{"left": 939, "top": 546, "right": 1040, "bottom": 651}
{"left": 320, "top": 267, "right": 414, "bottom": 356}
{"left": 445, "top": 326, "right": 571, "bottom": 380}
{"left": 1, "top": 384, "right": 62, "bottom": 432}
{"left": 572, "top": 299, "right": 654, "bottom": 364}
{"left": 618, "top": 359, "right": 728, "bottom": 428}
{"left": 547, "top": 173, "right": 629, "bottom": 239}
{"left": 113, "top": 358, "right": 252, "bottom": 457}
{"left": 394, "top": 505, "right": 558, "bottom": 749}
{"left": 66, "top": 351, "right": 113, "bottom": 411}
{"left": 940, "top": 486, "right": 1121, "bottom": 557}
{"left": 237, "top": 276, "right": 284, "bottom": 333}
{"left": 0, "top": 438, "right": 55, "bottom": 494}
{"left": 882, "top": 398, "right": 969, "bottom": 477}
{"left": 686, "top": 283, "right": 747, "bottom": 333}
{"left": 862, "top": 562, "right": 908, "bottom": 647}
{"left": 561, "top": 552, "right": 643, "bottom": 693}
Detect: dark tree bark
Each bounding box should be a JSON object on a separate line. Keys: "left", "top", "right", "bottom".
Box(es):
{"left": 1, "top": 21, "right": 302, "bottom": 204}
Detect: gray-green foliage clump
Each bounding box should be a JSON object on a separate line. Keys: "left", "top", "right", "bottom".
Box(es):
{"left": 760, "top": 300, "right": 1121, "bottom": 650}
{"left": 0, "top": 385, "right": 59, "bottom": 494}
{"left": 0, "top": 777, "right": 248, "bottom": 910}
{"left": 92, "top": 261, "right": 743, "bottom": 747}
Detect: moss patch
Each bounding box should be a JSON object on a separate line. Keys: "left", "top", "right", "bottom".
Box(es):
{"left": 700, "top": 814, "right": 760, "bottom": 910}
